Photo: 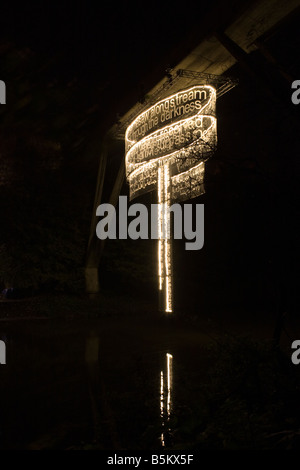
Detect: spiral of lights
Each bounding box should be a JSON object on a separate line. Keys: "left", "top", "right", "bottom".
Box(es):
{"left": 125, "top": 85, "right": 217, "bottom": 312}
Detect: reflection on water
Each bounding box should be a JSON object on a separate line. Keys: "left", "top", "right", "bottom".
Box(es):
{"left": 1, "top": 318, "right": 205, "bottom": 449}
{"left": 160, "top": 352, "right": 173, "bottom": 447}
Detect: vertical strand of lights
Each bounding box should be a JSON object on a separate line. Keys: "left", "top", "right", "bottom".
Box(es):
{"left": 158, "top": 165, "right": 163, "bottom": 292}
{"left": 157, "top": 161, "right": 173, "bottom": 312}
{"left": 163, "top": 162, "right": 172, "bottom": 313}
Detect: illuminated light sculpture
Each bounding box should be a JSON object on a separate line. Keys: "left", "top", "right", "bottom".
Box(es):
{"left": 125, "top": 85, "right": 217, "bottom": 312}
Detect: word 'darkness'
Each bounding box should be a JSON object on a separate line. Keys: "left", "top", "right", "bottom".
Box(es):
{"left": 124, "top": 85, "right": 217, "bottom": 312}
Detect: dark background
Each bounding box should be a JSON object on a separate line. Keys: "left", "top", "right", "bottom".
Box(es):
{"left": 0, "top": 0, "right": 299, "bottom": 319}
{"left": 1, "top": 0, "right": 300, "bottom": 452}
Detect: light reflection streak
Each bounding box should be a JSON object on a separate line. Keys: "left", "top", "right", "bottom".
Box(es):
{"left": 160, "top": 352, "right": 173, "bottom": 447}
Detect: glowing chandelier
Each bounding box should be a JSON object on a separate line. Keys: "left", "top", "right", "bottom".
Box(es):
{"left": 125, "top": 85, "right": 217, "bottom": 312}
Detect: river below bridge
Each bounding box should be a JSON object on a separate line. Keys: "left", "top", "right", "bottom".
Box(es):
{"left": 0, "top": 302, "right": 296, "bottom": 450}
